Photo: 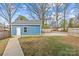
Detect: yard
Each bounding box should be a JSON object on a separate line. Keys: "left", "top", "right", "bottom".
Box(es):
{"left": 19, "top": 36, "right": 79, "bottom": 56}
{"left": 0, "top": 38, "right": 9, "bottom": 56}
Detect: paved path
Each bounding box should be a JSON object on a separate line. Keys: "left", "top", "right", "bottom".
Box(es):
{"left": 3, "top": 36, "right": 24, "bottom": 56}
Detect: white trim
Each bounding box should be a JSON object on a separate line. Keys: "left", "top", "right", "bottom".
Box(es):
{"left": 40, "top": 23, "right": 42, "bottom": 35}
{"left": 16, "top": 27, "right": 21, "bottom": 35}
{"left": 23, "top": 26, "right": 28, "bottom": 33}
{"left": 12, "top": 24, "right": 40, "bottom": 26}
{"left": 11, "top": 35, "right": 41, "bottom": 37}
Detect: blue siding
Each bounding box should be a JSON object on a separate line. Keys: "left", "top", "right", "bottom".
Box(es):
{"left": 11, "top": 25, "right": 41, "bottom": 35}
{"left": 11, "top": 26, "right": 16, "bottom": 35}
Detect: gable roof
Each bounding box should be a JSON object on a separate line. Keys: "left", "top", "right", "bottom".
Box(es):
{"left": 12, "top": 15, "right": 41, "bottom": 25}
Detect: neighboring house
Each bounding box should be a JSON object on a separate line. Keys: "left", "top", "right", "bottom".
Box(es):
{"left": 11, "top": 15, "right": 41, "bottom": 36}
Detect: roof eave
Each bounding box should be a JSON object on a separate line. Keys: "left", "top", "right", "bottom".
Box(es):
{"left": 12, "top": 24, "right": 41, "bottom": 26}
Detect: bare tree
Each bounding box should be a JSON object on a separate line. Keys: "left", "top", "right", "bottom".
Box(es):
{"left": 62, "top": 3, "right": 70, "bottom": 31}
{"left": 24, "top": 3, "right": 51, "bottom": 28}
{"left": 51, "top": 3, "right": 64, "bottom": 30}
{"left": 0, "top": 3, "right": 19, "bottom": 36}
{"left": 74, "top": 3, "right": 79, "bottom": 27}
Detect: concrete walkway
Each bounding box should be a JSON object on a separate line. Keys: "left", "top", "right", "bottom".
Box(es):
{"left": 3, "top": 36, "right": 24, "bottom": 56}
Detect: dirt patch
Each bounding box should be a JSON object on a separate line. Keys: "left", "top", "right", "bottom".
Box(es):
{"left": 61, "top": 36, "right": 79, "bottom": 48}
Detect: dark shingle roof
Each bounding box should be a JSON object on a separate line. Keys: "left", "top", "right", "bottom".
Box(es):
{"left": 12, "top": 15, "right": 41, "bottom": 25}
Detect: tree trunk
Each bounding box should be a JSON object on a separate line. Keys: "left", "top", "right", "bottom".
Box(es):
{"left": 42, "top": 20, "right": 44, "bottom": 28}
{"left": 41, "top": 14, "right": 45, "bottom": 28}
{"left": 63, "top": 9, "right": 66, "bottom": 31}
{"left": 9, "top": 4, "right": 12, "bottom": 37}
{"left": 55, "top": 4, "right": 59, "bottom": 31}
{"left": 9, "top": 19, "right": 11, "bottom": 37}
{"left": 63, "top": 12, "right": 66, "bottom": 31}
{"left": 56, "top": 11, "right": 58, "bottom": 31}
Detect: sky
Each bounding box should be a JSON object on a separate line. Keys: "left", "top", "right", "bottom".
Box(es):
{"left": 0, "top": 3, "right": 77, "bottom": 25}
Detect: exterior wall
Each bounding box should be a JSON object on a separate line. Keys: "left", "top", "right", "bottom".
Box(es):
{"left": 11, "top": 26, "right": 16, "bottom": 35}
{"left": 11, "top": 25, "right": 41, "bottom": 36}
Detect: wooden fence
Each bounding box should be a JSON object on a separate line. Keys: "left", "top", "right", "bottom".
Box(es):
{"left": 0, "top": 31, "right": 10, "bottom": 39}
{"left": 68, "top": 28, "right": 79, "bottom": 37}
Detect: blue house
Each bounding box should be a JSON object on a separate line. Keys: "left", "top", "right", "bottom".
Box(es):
{"left": 11, "top": 15, "right": 41, "bottom": 36}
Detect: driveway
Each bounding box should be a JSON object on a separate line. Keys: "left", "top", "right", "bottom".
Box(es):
{"left": 42, "top": 32, "right": 68, "bottom": 36}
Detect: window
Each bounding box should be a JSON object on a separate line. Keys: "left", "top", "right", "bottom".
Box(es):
{"left": 24, "top": 27, "right": 27, "bottom": 32}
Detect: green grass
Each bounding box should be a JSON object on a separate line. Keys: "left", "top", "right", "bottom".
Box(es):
{"left": 19, "top": 36, "right": 79, "bottom": 56}
{"left": 0, "top": 39, "right": 9, "bottom": 56}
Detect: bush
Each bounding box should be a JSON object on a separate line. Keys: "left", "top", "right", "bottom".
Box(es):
{"left": 68, "top": 18, "right": 74, "bottom": 28}
{"left": 42, "top": 23, "right": 49, "bottom": 29}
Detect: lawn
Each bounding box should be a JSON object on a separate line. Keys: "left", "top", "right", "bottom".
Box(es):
{"left": 0, "top": 38, "right": 9, "bottom": 56}
{"left": 19, "top": 36, "right": 79, "bottom": 56}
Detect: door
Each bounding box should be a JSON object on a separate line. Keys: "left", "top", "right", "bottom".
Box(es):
{"left": 16, "top": 27, "right": 21, "bottom": 35}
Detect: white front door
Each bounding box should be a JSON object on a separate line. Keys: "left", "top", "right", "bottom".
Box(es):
{"left": 16, "top": 27, "right": 21, "bottom": 35}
